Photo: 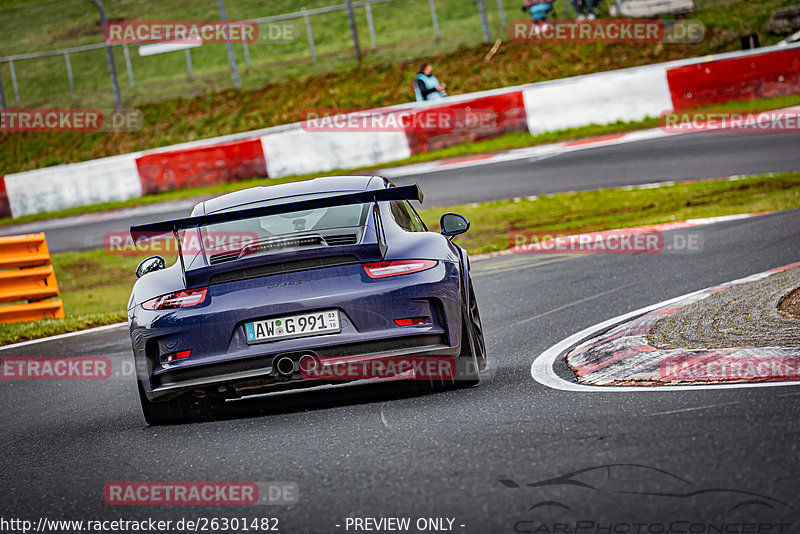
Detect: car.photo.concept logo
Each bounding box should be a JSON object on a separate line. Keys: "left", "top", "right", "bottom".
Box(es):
{"left": 502, "top": 464, "right": 795, "bottom": 533}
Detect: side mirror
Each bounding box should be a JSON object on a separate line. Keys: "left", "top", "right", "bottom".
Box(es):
{"left": 136, "top": 256, "right": 166, "bottom": 278}
{"left": 440, "top": 212, "right": 470, "bottom": 238}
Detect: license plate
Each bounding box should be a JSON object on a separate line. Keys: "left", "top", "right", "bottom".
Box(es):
{"left": 245, "top": 310, "right": 340, "bottom": 344}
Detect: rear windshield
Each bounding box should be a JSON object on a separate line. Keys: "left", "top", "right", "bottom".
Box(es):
{"left": 183, "top": 192, "right": 368, "bottom": 268}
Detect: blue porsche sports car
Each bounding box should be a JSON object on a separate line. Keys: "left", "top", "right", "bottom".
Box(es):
{"left": 128, "top": 176, "right": 485, "bottom": 424}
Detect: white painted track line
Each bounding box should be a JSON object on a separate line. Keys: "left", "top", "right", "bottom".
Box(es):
{"left": 0, "top": 322, "right": 127, "bottom": 352}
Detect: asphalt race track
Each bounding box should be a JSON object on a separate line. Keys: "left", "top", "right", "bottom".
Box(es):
{"left": 2, "top": 208, "right": 800, "bottom": 531}
{"left": 3, "top": 130, "right": 799, "bottom": 253}
{"left": 392, "top": 130, "right": 800, "bottom": 206}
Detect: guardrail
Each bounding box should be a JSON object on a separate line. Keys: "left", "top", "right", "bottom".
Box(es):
{"left": 0, "top": 232, "right": 64, "bottom": 324}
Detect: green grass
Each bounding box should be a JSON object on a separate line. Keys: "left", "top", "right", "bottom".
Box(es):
{"left": 0, "top": 250, "right": 141, "bottom": 346}
{"left": 2, "top": 92, "right": 799, "bottom": 228}
{"left": 418, "top": 172, "right": 800, "bottom": 254}
{"left": 1, "top": 0, "right": 796, "bottom": 175}
{"left": 2, "top": 171, "right": 799, "bottom": 346}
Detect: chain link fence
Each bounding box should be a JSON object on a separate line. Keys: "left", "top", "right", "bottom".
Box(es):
{"left": 0, "top": 0, "right": 516, "bottom": 108}
{"left": 0, "top": 0, "right": 735, "bottom": 108}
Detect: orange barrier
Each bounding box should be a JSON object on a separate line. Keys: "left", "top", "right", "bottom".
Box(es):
{"left": 0, "top": 233, "right": 64, "bottom": 324}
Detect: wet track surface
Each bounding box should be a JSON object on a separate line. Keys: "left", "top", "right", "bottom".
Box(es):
{"left": 2, "top": 209, "right": 800, "bottom": 530}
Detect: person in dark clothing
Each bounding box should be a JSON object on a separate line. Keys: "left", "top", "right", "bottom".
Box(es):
{"left": 569, "top": 0, "right": 596, "bottom": 20}
{"left": 522, "top": 0, "right": 554, "bottom": 32}
{"left": 414, "top": 63, "right": 446, "bottom": 102}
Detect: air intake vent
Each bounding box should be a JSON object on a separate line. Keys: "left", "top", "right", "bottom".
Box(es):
{"left": 210, "top": 255, "right": 361, "bottom": 285}
{"left": 209, "top": 235, "right": 323, "bottom": 265}
{"left": 324, "top": 234, "right": 358, "bottom": 246}
{"left": 209, "top": 252, "right": 239, "bottom": 265}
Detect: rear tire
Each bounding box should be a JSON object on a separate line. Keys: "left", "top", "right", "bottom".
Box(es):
{"left": 451, "top": 277, "right": 487, "bottom": 389}
{"left": 453, "top": 324, "right": 480, "bottom": 388}
{"left": 137, "top": 381, "right": 211, "bottom": 425}
{"left": 466, "top": 278, "right": 487, "bottom": 372}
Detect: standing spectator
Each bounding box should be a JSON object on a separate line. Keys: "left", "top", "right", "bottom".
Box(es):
{"left": 414, "top": 63, "right": 446, "bottom": 102}
{"left": 522, "top": 0, "right": 553, "bottom": 33}
{"left": 569, "top": 0, "right": 596, "bottom": 20}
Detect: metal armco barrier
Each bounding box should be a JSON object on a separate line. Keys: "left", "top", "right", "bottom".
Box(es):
{"left": 0, "top": 233, "right": 64, "bottom": 324}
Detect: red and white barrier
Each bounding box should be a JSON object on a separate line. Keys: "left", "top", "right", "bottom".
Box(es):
{"left": 261, "top": 125, "right": 411, "bottom": 178}
{"left": 4, "top": 154, "right": 143, "bottom": 217}
{"left": 667, "top": 47, "right": 800, "bottom": 111}
{"left": 402, "top": 91, "right": 528, "bottom": 153}
{"left": 0, "top": 177, "right": 9, "bottom": 219}
{"left": 135, "top": 137, "right": 266, "bottom": 195}
{"left": 2, "top": 44, "right": 797, "bottom": 218}
{"left": 523, "top": 66, "right": 673, "bottom": 133}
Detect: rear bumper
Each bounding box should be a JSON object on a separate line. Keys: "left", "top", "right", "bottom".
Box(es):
{"left": 145, "top": 333, "right": 456, "bottom": 401}
{"left": 131, "top": 260, "right": 464, "bottom": 401}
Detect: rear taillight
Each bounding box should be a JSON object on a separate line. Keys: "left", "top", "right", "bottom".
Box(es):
{"left": 362, "top": 260, "right": 437, "bottom": 279}
{"left": 163, "top": 350, "right": 192, "bottom": 363}
{"left": 394, "top": 317, "right": 429, "bottom": 326}
{"left": 142, "top": 287, "right": 208, "bottom": 310}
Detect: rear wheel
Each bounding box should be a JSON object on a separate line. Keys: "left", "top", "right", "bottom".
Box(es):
{"left": 137, "top": 381, "right": 211, "bottom": 425}
{"left": 468, "top": 278, "right": 487, "bottom": 371}
{"left": 423, "top": 277, "right": 484, "bottom": 392}
{"left": 455, "top": 278, "right": 486, "bottom": 387}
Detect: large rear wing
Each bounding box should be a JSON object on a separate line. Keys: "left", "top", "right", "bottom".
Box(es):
{"left": 130, "top": 184, "right": 423, "bottom": 243}
{"left": 130, "top": 184, "right": 424, "bottom": 273}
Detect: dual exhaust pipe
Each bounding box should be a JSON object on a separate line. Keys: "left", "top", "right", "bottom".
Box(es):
{"left": 274, "top": 353, "right": 318, "bottom": 379}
